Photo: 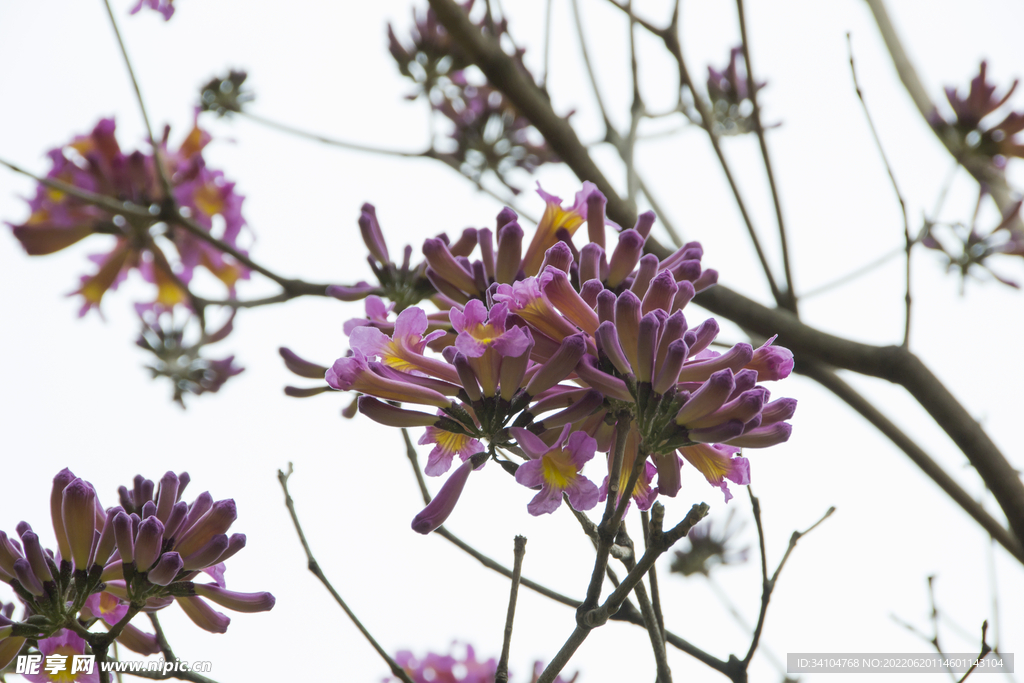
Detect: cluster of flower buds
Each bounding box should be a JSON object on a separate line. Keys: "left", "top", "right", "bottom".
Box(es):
{"left": 921, "top": 199, "right": 1024, "bottom": 289}
{"left": 388, "top": 2, "right": 556, "bottom": 192}
{"left": 669, "top": 510, "right": 749, "bottom": 577}
{"left": 937, "top": 61, "right": 1024, "bottom": 168}
{"left": 696, "top": 46, "right": 772, "bottom": 136}
{"left": 0, "top": 468, "right": 273, "bottom": 669}
{"left": 198, "top": 70, "right": 255, "bottom": 117}
{"left": 386, "top": 643, "right": 578, "bottom": 683}
{"left": 137, "top": 311, "right": 244, "bottom": 407}
{"left": 8, "top": 117, "right": 249, "bottom": 316}
{"left": 326, "top": 182, "right": 796, "bottom": 533}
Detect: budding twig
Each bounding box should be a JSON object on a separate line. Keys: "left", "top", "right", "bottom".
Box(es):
{"left": 495, "top": 536, "right": 527, "bottom": 683}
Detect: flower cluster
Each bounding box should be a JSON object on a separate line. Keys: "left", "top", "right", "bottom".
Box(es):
{"left": 327, "top": 183, "right": 796, "bottom": 533}
{"left": 921, "top": 199, "right": 1024, "bottom": 289}
{"left": 386, "top": 643, "right": 578, "bottom": 683}
{"left": 388, "top": 3, "right": 556, "bottom": 192}
{"left": 0, "top": 468, "right": 273, "bottom": 672}
{"left": 937, "top": 61, "right": 1024, "bottom": 169}
{"left": 669, "top": 510, "right": 749, "bottom": 577}
{"left": 8, "top": 117, "right": 250, "bottom": 317}
{"left": 695, "top": 47, "right": 772, "bottom": 136}
{"left": 199, "top": 70, "right": 255, "bottom": 118}
{"left": 137, "top": 311, "right": 244, "bottom": 407}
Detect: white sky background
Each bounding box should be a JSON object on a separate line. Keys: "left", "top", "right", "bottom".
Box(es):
{"left": 1, "top": 0, "right": 1023, "bottom": 681}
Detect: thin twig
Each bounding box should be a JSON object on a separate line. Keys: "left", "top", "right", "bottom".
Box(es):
{"left": 640, "top": 510, "right": 665, "bottom": 640}
{"left": 744, "top": 488, "right": 834, "bottom": 667}
{"left": 736, "top": 0, "right": 796, "bottom": 312}
{"left": 0, "top": 157, "right": 153, "bottom": 217}
{"left": 619, "top": 526, "right": 671, "bottom": 683}
{"left": 847, "top": 33, "right": 912, "bottom": 347}
{"left": 495, "top": 536, "right": 527, "bottom": 683}
{"left": 277, "top": 464, "right": 415, "bottom": 683}
{"left": 957, "top": 622, "right": 992, "bottom": 683}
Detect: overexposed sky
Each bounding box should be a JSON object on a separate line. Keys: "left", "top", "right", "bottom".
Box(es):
{"left": 1, "top": 1, "right": 1023, "bottom": 681}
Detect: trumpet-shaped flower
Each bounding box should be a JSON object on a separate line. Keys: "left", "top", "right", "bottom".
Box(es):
{"left": 511, "top": 425, "right": 599, "bottom": 515}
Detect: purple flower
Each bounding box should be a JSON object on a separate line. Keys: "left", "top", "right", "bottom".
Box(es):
{"left": 130, "top": 0, "right": 175, "bottom": 20}
{"left": 511, "top": 425, "right": 599, "bottom": 515}
{"left": 21, "top": 629, "right": 99, "bottom": 683}
{"left": 82, "top": 591, "right": 130, "bottom": 627}
{"left": 412, "top": 454, "right": 486, "bottom": 533}
{"left": 419, "top": 423, "right": 484, "bottom": 476}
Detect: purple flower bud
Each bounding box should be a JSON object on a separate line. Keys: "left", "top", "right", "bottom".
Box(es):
{"left": 652, "top": 451, "right": 683, "bottom": 498}
{"left": 358, "top": 397, "right": 441, "bottom": 428}
{"left": 677, "top": 343, "right": 753, "bottom": 383}
{"left": 0, "top": 532, "right": 23, "bottom": 580}
{"left": 149, "top": 479, "right": 175, "bottom": 528}
{"left": 496, "top": 222, "right": 524, "bottom": 284}
{"left": 525, "top": 333, "right": 587, "bottom": 396}
{"left": 670, "top": 259, "right": 703, "bottom": 283}
{"left": 175, "top": 596, "right": 231, "bottom": 634}
{"left": 693, "top": 268, "right": 718, "bottom": 292}
{"left": 747, "top": 336, "right": 795, "bottom": 381}
{"left": 542, "top": 268, "right": 599, "bottom": 334}
{"left": 141, "top": 501, "right": 157, "bottom": 520}
{"left": 595, "top": 321, "right": 633, "bottom": 376}
{"left": 93, "top": 507, "right": 122, "bottom": 569}
{"left": 50, "top": 468, "right": 76, "bottom": 565}
{"left": 606, "top": 230, "right": 645, "bottom": 287}
{"left": 656, "top": 310, "right": 687, "bottom": 367}
{"left": 479, "top": 228, "right": 496, "bottom": 280}
{"left": 146, "top": 552, "right": 184, "bottom": 586}
{"left": 636, "top": 313, "right": 662, "bottom": 383}
{"left": 689, "top": 387, "right": 768, "bottom": 428}
{"left": 499, "top": 331, "right": 534, "bottom": 401}
{"left": 654, "top": 340, "right": 689, "bottom": 394}
{"left": 615, "top": 290, "right": 642, "bottom": 371}
{"left": 358, "top": 204, "right": 390, "bottom": 264}
{"left": 175, "top": 500, "right": 237, "bottom": 559}
{"left": 424, "top": 238, "right": 479, "bottom": 295}
{"left": 278, "top": 348, "right": 328, "bottom": 379}
{"left": 579, "top": 279, "right": 603, "bottom": 308}
{"left": 587, "top": 190, "right": 608, "bottom": 249}
{"left": 688, "top": 318, "right": 721, "bottom": 356}
{"left": 182, "top": 533, "right": 229, "bottom": 571}
{"left": 673, "top": 280, "right": 696, "bottom": 311}
{"left": 326, "top": 283, "right": 378, "bottom": 301}
{"left": 689, "top": 419, "right": 746, "bottom": 444}
{"left": 163, "top": 501, "right": 189, "bottom": 542}
{"left": 21, "top": 532, "right": 52, "bottom": 584}
{"left": 452, "top": 354, "right": 483, "bottom": 402}
{"left": 539, "top": 241, "right": 574, "bottom": 274}
{"left": 113, "top": 512, "right": 135, "bottom": 564}
{"left": 412, "top": 457, "right": 477, "bottom": 534}
{"left": 425, "top": 267, "right": 472, "bottom": 304}
{"left": 449, "top": 227, "right": 479, "bottom": 258}
{"left": 675, "top": 369, "right": 736, "bottom": 425}
{"left": 642, "top": 270, "right": 679, "bottom": 315}
{"left": 726, "top": 422, "right": 792, "bottom": 448}
{"left": 630, "top": 254, "right": 661, "bottom": 299}
{"left": 729, "top": 369, "right": 758, "bottom": 400}
{"left": 575, "top": 355, "right": 634, "bottom": 401}
{"left": 216, "top": 534, "right": 247, "bottom": 564}
{"left": 62, "top": 478, "right": 97, "bottom": 570}
{"left": 14, "top": 558, "right": 44, "bottom": 596}
{"left": 579, "top": 243, "right": 606, "bottom": 283}
{"left": 761, "top": 397, "right": 797, "bottom": 425}
{"left": 116, "top": 623, "right": 162, "bottom": 656}
{"left": 537, "top": 389, "right": 604, "bottom": 429}
{"left": 193, "top": 584, "right": 276, "bottom": 613}
{"left": 596, "top": 289, "right": 616, "bottom": 324}
{"left": 496, "top": 207, "right": 518, "bottom": 231}
{"left": 634, "top": 211, "right": 656, "bottom": 239}
{"left": 134, "top": 517, "right": 165, "bottom": 571}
